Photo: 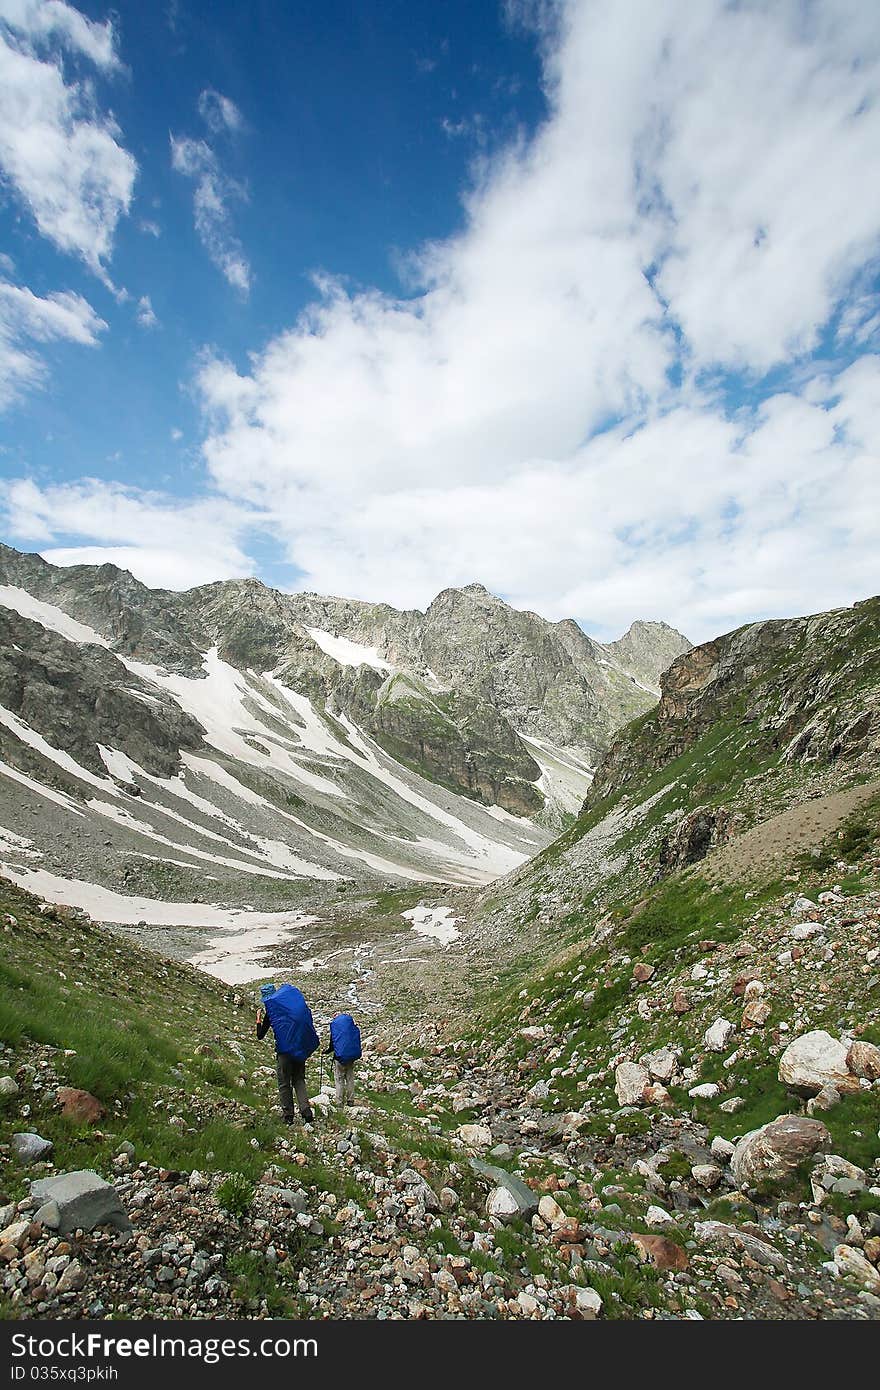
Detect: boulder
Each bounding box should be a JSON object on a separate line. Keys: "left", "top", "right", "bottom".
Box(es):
{"left": 56, "top": 1088, "right": 104, "bottom": 1125}
{"left": 470, "top": 1158, "right": 538, "bottom": 1221}
{"left": 614, "top": 1062, "right": 649, "bottom": 1106}
{"left": 0, "top": 1076, "right": 19, "bottom": 1099}
{"left": 487, "top": 1187, "right": 522, "bottom": 1222}
{"left": 537, "top": 1195, "right": 565, "bottom": 1227}
{"left": 457, "top": 1123, "right": 492, "bottom": 1148}
{"left": 833, "top": 1245, "right": 880, "bottom": 1293}
{"left": 704, "top": 1018, "right": 736, "bottom": 1052}
{"left": 559, "top": 1284, "right": 602, "bottom": 1319}
{"left": 779, "top": 1031, "right": 860, "bottom": 1097}
{"left": 693, "top": 1220, "right": 786, "bottom": 1270}
{"left": 630, "top": 1233, "right": 689, "bottom": 1271}
{"left": 691, "top": 1163, "right": 723, "bottom": 1190}
{"left": 13, "top": 1133, "right": 53, "bottom": 1164}
{"left": 641, "top": 1046, "right": 678, "bottom": 1083}
{"left": 846, "top": 1040, "right": 880, "bottom": 1081}
{"left": 731, "top": 1115, "right": 831, "bottom": 1194}
{"left": 30, "top": 1170, "right": 131, "bottom": 1235}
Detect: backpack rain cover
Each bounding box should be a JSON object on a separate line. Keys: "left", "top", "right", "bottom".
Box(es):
{"left": 330, "top": 1013, "right": 362, "bottom": 1064}
{"left": 265, "top": 984, "right": 319, "bottom": 1060}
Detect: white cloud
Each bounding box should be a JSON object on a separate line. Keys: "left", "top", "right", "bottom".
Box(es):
{"left": 0, "top": 278, "right": 106, "bottom": 409}
{"left": 0, "top": 2, "right": 136, "bottom": 281}
{"left": 135, "top": 294, "right": 157, "bottom": 329}
{"left": 198, "top": 87, "right": 243, "bottom": 135}
{"left": 8, "top": 1, "right": 878, "bottom": 644}
{"left": 0, "top": 477, "right": 260, "bottom": 589}
{"left": 170, "top": 135, "right": 250, "bottom": 294}
{"left": 183, "top": 1, "right": 880, "bottom": 639}
{"left": 0, "top": 0, "right": 120, "bottom": 70}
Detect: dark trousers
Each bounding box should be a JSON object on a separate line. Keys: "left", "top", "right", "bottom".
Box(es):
{"left": 276, "top": 1053, "right": 312, "bottom": 1121}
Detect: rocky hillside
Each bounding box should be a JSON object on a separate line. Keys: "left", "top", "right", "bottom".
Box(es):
{"left": 0, "top": 592, "right": 878, "bottom": 1321}
{"left": 0, "top": 543, "right": 687, "bottom": 910}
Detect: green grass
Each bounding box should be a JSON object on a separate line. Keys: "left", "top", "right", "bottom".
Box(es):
{"left": 226, "top": 1250, "right": 310, "bottom": 1317}
{"left": 217, "top": 1171, "right": 255, "bottom": 1218}
{"left": 0, "top": 954, "right": 177, "bottom": 1102}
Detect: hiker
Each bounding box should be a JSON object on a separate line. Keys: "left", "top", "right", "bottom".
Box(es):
{"left": 256, "top": 983, "right": 319, "bottom": 1125}
{"left": 324, "top": 1010, "right": 362, "bottom": 1106}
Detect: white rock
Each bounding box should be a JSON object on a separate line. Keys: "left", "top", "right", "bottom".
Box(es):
{"left": 457, "top": 1124, "right": 492, "bottom": 1148}
{"left": 614, "top": 1062, "right": 649, "bottom": 1107}
{"left": 691, "top": 963, "right": 709, "bottom": 981}
{"left": 646, "top": 1205, "right": 674, "bottom": 1226}
{"left": 710, "top": 1136, "right": 736, "bottom": 1162}
{"left": 641, "top": 1046, "right": 678, "bottom": 1083}
{"left": 487, "top": 1187, "right": 521, "bottom": 1221}
{"left": 779, "top": 1030, "right": 860, "bottom": 1098}
{"left": 704, "top": 1018, "right": 736, "bottom": 1052}
{"left": 791, "top": 896, "right": 818, "bottom": 916}
{"left": 691, "top": 1163, "right": 723, "bottom": 1190}
{"left": 688, "top": 1083, "right": 720, "bottom": 1100}
{"left": 537, "top": 1195, "right": 565, "bottom": 1226}
{"left": 833, "top": 1245, "right": 880, "bottom": 1293}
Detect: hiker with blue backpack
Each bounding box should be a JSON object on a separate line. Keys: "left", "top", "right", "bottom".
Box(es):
{"left": 256, "top": 983, "right": 319, "bottom": 1125}
{"left": 324, "top": 1011, "right": 362, "bottom": 1105}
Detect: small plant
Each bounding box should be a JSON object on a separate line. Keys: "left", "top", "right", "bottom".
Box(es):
{"left": 217, "top": 1171, "right": 255, "bottom": 1219}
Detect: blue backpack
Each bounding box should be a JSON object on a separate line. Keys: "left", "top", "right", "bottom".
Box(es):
{"left": 265, "top": 985, "right": 319, "bottom": 1061}
{"left": 330, "top": 1013, "right": 362, "bottom": 1064}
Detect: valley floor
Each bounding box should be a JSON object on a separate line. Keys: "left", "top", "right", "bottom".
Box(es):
{"left": 1, "top": 780, "right": 879, "bottom": 1322}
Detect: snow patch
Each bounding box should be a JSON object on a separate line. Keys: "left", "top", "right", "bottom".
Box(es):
{"left": 0, "top": 864, "right": 318, "bottom": 932}
{"left": 0, "top": 758, "right": 85, "bottom": 814}
{"left": 0, "top": 586, "right": 109, "bottom": 647}
{"left": 306, "top": 628, "right": 393, "bottom": 673}
{"left": 402, "top": 903, "right": 460, "bottom": 946}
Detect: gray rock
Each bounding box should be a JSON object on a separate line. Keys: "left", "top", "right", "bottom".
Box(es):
{"left": 0, "top": 1076, "right": 20, "bottom": 1098}
{"left": 30, "top": 1170, "right": 131, "bottom": 1235}
{"left": 13, "top": 1133, "right": 53, "bottom": 1164}
{"left": 470, "top": 1158, "right": 538, "bottom": 1219}
{"left": 732, "top": 1115, "right": 831, "bottom": 1194}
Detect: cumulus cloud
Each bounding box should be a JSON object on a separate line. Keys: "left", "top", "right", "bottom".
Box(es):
{"left": 7, "top": 1, "right": 879, "bottom": 642}
{"left": 182, "top": 1, "right": 880, "bottom": 638}
{"left": 0, "top": 477, "right": 261, "bottom": 589}
{"left": 0, "top": 278, "right": 106, "bottom": 409}
{"left": 0, "top": 1, "right": 136, "bottom": 282}
{"left": 170, "top": 134, "right": 250, "bottom": 294}
{"left": 198, "top": 87, "right": 243, "bottom": 135}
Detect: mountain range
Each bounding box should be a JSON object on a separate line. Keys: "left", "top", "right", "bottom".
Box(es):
{"left": 0, "top": 543, "right": 688, "bottom": 901}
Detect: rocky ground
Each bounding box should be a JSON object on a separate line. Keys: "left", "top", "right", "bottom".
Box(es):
{"left": 1, "top": 831, "right": 879, "bottom": 1321}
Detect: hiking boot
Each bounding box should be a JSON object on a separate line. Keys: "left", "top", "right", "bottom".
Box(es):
{"left": 301, "top": 1108, "right": 315, "bottom": 1124}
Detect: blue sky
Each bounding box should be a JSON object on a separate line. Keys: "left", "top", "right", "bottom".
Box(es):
{"left": 1, "top": 0, "right": 879, "bottom": 640}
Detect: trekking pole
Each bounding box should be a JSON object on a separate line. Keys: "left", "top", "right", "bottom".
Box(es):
{"left": 319, "top": 1048, "right": 324, "bottom": 1093}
